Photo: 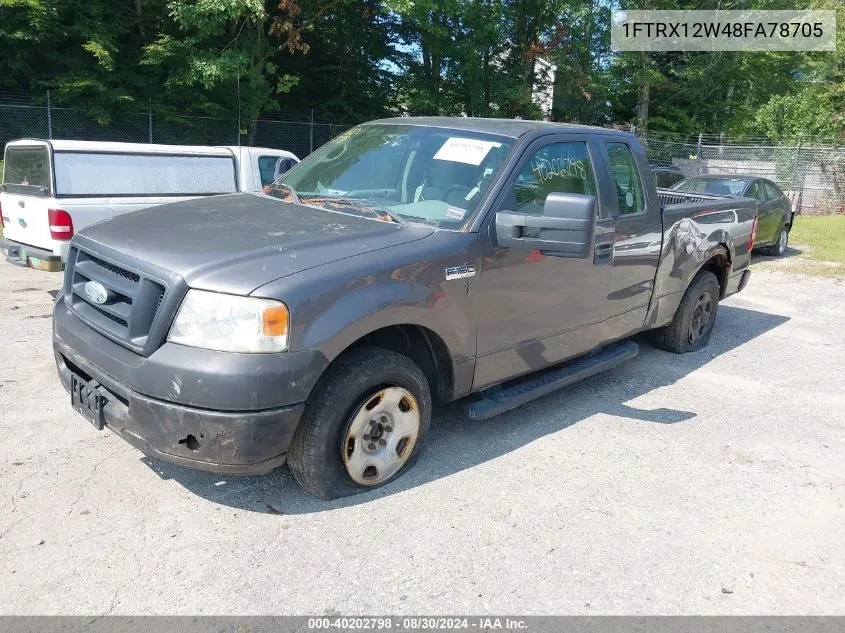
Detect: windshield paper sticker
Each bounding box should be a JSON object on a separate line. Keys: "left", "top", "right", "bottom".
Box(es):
{"left": 445, "top": 206, "right": 467, "bottom": 220}
{"left": 434, "top": 138, "right": 502, "bottom": 166}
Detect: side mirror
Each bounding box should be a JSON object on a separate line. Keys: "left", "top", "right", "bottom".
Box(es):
{"left": 495, "top": 192, "right": 596, "bottom": 257}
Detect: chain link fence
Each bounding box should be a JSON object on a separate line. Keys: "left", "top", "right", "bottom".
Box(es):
{"left": 0, "top": 92, "right": 353, "bottom": 161}
{"left": 636, "top": 130, "right": 845, "bottom": 215}
{"left": 2, "top": 92, "right": 844, "bottom": 214}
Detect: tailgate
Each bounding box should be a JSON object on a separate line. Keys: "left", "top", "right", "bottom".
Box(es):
{"left": 1, "top": 142, "right": 54, "bottom": 251}
{"left": 1, "top": 191, "right": 52, "bottom": 250}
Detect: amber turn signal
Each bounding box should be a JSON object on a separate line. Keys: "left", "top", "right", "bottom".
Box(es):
{"left": 262, "top": 304, "right": 289, "bottom": 337}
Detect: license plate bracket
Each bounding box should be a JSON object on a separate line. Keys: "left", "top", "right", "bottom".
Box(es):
{"left": 70, "top": 373, "right": 106, "bottom": 430}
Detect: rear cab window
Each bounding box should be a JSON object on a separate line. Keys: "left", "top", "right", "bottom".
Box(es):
{"left": 52, "top": 152, "right": 238, "bottom": 196}
{"left": 2, "top": 145, "right": 52, "bottom": 196}
{"left": 654, "top": 170, "right": 684, "bottom": 188}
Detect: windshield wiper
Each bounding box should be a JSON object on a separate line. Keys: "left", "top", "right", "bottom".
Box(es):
{"left": 300, "top": 196, "right": 403, "bottom": 224}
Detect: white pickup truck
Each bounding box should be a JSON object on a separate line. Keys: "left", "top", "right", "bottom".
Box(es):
{"left": 0, "top": 139, "right": 299, "bottom": 271}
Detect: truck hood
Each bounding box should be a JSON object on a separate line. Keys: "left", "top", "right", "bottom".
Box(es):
{"left": 77, "top": 193, "right": 435, "bottom": 294}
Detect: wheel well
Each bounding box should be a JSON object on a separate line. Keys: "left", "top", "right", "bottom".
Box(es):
{"left": 700, "top": 247, "right": 730, "bottom": 299}
{"left": 344, "top": 325, "right": 454, "bottom": 403}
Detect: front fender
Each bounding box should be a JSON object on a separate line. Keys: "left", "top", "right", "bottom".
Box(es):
{"left": 250, "top": 230, "right": 479, "bottom": 396}
{"left": 300, "top": 279, "right": 473, "bottom": 363}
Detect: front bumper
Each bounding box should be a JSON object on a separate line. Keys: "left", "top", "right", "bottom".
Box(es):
{"left": 53, "top": 295, "right": 327, "bottom": 475}
{"left": 55, "top": 350, "right": 302, "bottom": 474}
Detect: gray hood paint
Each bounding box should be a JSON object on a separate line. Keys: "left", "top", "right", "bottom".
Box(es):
{"left": 78, "top": 193, "right": 435, "bottom": 294}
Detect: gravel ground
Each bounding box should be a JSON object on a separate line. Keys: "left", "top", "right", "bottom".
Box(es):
{"left": 1, "top": 261, "right": 843, "bottom": 615}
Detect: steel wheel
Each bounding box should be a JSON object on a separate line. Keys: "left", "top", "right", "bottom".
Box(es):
{"left": 341, "top": 386, "right": 420, "bottom": 486}
{"left": 688, "top": 292, "right": 714, "bottom": 346}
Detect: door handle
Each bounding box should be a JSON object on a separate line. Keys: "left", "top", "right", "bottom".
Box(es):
{"left": 594, "top": 242, "right": 614, "bottom": 265}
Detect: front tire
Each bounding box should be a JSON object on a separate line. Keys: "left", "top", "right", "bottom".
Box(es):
{"left": 287, "top": 347, "right": 431, "bottom": 500}
{"left": 650, "top": 270, "right": 720, "bottom": 354}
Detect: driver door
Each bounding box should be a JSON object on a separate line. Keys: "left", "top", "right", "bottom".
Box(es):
{"left": 473, "top": 136, "right": 616, "bottom": 389}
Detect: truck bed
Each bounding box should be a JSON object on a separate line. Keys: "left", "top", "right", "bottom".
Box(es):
{"left": 658, "top": 187, "right": 758, "bottom": 231}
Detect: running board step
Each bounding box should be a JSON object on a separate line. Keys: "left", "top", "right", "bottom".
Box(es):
{"left": 465, "top": 340, "right": 639, "bottom": 420}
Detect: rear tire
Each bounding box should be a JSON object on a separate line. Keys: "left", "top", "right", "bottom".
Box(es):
{"left": 287, "top": 347, "right": 431, "bottom": 500}
{"left": 650, "top": 270, "right": 720, "bottom": 354}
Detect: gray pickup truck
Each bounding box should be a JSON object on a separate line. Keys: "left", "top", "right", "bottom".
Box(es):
{"left": 53, "top": 118, "right": 757, "bottom": 499}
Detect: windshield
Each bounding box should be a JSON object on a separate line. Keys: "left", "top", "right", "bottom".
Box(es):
{"left": 671, "top": 177, "right": 749, "bottom": 197}
{"left": 273, "top": 123, "right": 514, "bottom": 229}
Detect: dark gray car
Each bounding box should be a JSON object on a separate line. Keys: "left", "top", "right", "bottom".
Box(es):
{"left": 53, "top": 118, "right": 756, "bottom": 499}
{"left": 671, "top": 175, "right": 794, "bottom": 256}
{"left": 650, "top": 165, "right": 686, "bottom": 188}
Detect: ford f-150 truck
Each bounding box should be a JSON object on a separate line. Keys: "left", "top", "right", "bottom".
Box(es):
{"left": 53, "top": 118, "right": 757, "bottom": 499}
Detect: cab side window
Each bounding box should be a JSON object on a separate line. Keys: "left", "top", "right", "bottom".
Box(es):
{"left": 505, "top": 142, "right": 597, "bottom": 217}
{"left": 276, "top": 158, "right": 296, "bottom": 178}
{"left": 258, "top": 156, "right": 280, "bottom": 186}
{"left": 606, "top": 142, "right": 644, "bottom": 215}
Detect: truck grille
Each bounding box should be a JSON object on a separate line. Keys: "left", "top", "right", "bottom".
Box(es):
{"left": 65, "top": 246, "right": 167, "bottom": 353}
{"left": 87, "top": 253, "right": 140, "bottom": 283}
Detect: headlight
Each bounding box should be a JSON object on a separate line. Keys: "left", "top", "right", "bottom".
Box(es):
{"left": 167, "top": 289, "right": 289, "bottom": 353}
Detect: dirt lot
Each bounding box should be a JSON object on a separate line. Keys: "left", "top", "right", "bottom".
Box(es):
{"left": 1, "top": 260, "right": 843, "bottom": 615}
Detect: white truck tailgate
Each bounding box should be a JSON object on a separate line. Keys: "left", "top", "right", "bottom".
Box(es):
{"left": 1, "top": 191, "right": 53, "bottom": 251}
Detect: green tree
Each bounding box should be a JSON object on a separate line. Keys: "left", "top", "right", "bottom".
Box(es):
{"left": 274, "top": 0, "right": 401, "bottom": 120}
{"left": 549, "top": 0, "right": 614, "bottom": 125}
{"left": 0, "top": 0, "right": 154, "bottom": 119}
{"left": 395, "top": 0, "right": 506, "bottom": 116}
{"left": 141, "top": 0, "right": 277, "bottom": 127}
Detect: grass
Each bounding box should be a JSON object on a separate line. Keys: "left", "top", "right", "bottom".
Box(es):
{"left": 752, "top": 214, "right": 845, "bottom": 279}
{"left": 788, "top": 215, "right": 845, "bottom": 264}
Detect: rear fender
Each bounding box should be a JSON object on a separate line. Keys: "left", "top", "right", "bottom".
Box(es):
{"left": 643, "top": 218, "right": 732, "bottom": 329}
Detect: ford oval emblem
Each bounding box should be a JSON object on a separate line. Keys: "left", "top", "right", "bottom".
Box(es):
{"left": 18, "top": 217, "right": 27, "bottom": 228}
{"left": 84, "top": 281, "right": 110, "bottom": 305}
